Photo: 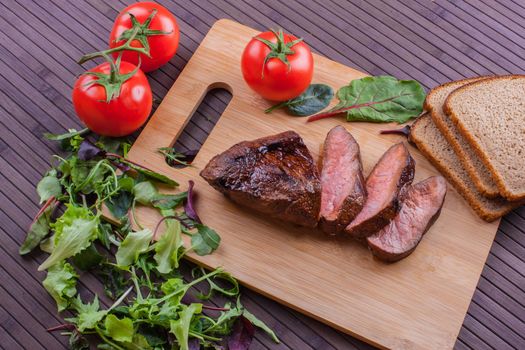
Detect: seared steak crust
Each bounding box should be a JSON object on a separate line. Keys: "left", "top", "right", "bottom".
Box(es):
{"left": 200, "top": 131, "right": 321, "bottom": 227}
{"left": 346, "top": 142, "right": 415, "bottom": 238}
{"left": 319, "top": 126, "right": 366, "bottom": 234}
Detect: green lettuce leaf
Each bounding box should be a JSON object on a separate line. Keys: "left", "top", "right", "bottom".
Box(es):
{"left": 115, "top": 229, "right": 153, "bottom": 267}
{"left": 133, "top": 181, "right": 186, "bottom": 210}
{"left": 67, "top": 295, "right": 107, "bottom": 332}
{"left": 19, "top": 205, "right": 53, "bottom": 255}
{"left": 37, "top": 173, "right": 61, "bottom": 203}
{"left": 133, "top": 181, "right": 158, "bottom": 205}
{"left": 104, "top": 314, "right": 134, "bottom": 343}
{"left": 42, "top": 261, "right": 78, "bottom": 312}
{"left": 38, "top": 205, "right": 99, "bottom": 271}
{"left": 154, "top": 220, "right": 183, "bottom": 274}
{"left": 169, "top": 303, "right": 202, "bottom": 350}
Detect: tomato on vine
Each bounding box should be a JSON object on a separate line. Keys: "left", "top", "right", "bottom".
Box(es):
{"left": 74, "top": 26, "right": 153, "bottom": 137}
{"left": 72, "top": 58, "right": 152, "bottom": 137}
{"left": 241, "top": 29, "right": 314, "bottom": 102}
{"left": 109, "top": 2, "right": 180, "bottom": 72}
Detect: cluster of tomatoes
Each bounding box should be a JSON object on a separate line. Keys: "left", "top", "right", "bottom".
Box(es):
{"left": 73, "top": 2, "right": 179, "bottom": 137}
{"left": 73, "top": 2, "right": 313, "bottom": 137}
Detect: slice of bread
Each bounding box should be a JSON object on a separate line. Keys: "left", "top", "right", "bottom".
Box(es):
{"left": 445, "top": 75, "right": 525, "bottom": 201}
{"left": 409, "top": 113, "right": 521, "bottom": 222}
{"left": 425, "top": 77, "right": 500, "bottom": 198}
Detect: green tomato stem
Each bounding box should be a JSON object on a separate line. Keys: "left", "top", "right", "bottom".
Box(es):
{"left": 77, "top": 26, "right": 147, "bottom": 65}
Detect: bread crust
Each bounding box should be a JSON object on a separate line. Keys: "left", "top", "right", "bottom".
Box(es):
{"left": 425, "top": 77, "right": 500, "bottom": 198}
{"left": 409, "top": 114, "right": 520, "bottom": 222}
{"left": 444, "top": 75, "right": 525, "bottom": 201}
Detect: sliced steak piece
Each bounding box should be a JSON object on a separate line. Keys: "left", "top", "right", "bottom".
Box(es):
{"left": 345, "top": 142, "right": 415, "bottom": 238}
{"left": 200, "top": 131, "right": 321, "bottom": 227}
{"left": 367, "top": 176, "right": 447, "bottom": 262}
{"left": 319, "top": 126, "right": 366, "bottom": 234}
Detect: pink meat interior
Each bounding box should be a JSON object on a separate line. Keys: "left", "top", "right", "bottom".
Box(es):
{"left": 346, "top": 143, "right": 407, "bottom": 229}
{"left": 320, "top": 126, "right": 360, "bottom": 220}
{"left": 367, "top": 176, "right": 447, "bottom": 253}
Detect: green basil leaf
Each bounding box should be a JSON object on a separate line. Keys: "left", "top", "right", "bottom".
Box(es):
{"left": 266, "top": 84, "right": 334, "bottom": 116}
{"left": 38, "top": 205, "right": 99, "bottom": 271}
{"left": 42, "top": 261, "right": 78, "bottom": 312}
{"left": 335, "top": 76, "right": 425, "bottom": 124}
{"left": 104, "top": 314, "right": 134, "bottom": 343}
{"left": 115, "top": 229, "right": 153, "bottom": 267}
{"left": 154, "top": 220, "right": 183, "bottom": 274}
{"left": 191, "top": 224, "right": 221, "bottom": 256}
{"left": 37, "top": 175, "right": 61, "bottom": 204}
{"left": 19, "top": 205, "right": 53, "bottom": 255}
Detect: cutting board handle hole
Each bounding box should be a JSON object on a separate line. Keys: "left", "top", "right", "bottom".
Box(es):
{"left": 165, "top": 87, "right": 233, "bottom": 168}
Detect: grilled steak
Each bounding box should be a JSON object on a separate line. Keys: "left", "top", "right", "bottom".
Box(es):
{"left": 367, "top": 176, "right": 447, "bottom": 262}
{"left": 200, "top": 131, "right": 321, "bottom": 227}
{"left": 346, "top": 142, "right": 415, "bottom": 238}
{"left": 319, "top": 126, "right": 366, "bottom": 234}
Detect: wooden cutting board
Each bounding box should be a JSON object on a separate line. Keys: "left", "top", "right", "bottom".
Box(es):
{"left": 127, "top": 19, "right": 499, "bottom": 350}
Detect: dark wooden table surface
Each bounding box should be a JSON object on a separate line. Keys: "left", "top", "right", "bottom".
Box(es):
{"left": 1, "top": 0, "right": 524, "bottom": 349}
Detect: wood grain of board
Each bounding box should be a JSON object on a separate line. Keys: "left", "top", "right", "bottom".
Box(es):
{"left": 127, "top": 19, "right": 500, "bottom": 350}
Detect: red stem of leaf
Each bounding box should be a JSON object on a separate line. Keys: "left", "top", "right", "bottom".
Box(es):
{"left": 30, "top": 196, "right": 56, "bottom": 228}
{"left": 307, "top": 95, "right": 405, "bottom": 122}
{"left": 307, "top": 101, "right": 377, "bottom": 122}
{"left": 380, "top": 125, "right": 411, "bottom": 137}
{"left": 47, "top": 323, "right": 76, "bottom": 332}
{"left": 153, "top": 215, "right": 192, "bottom": 239}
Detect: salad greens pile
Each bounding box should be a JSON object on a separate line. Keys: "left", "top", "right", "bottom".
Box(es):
{"left": 20, "top": 130, "right": 278, "bottom": 350}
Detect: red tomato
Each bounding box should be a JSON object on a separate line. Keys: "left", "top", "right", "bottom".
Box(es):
{"left": 241, "top": 30, "right": 313, "bottom": 101}
{"left": 109, "top": 2, "right": 179, "bottom": 72}
{"left": 72, "top": 61, "right": 152, "bottom": 137}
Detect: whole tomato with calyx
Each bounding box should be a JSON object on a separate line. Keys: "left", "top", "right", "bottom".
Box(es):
{"left": 109, "top": 2, "right": 179, "bottom": 72}
{"left": 73, "top": 26, "right": 153, "bottom": 137}
{"left": 241, "top": 29, "right": 314, "bottom": 102}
